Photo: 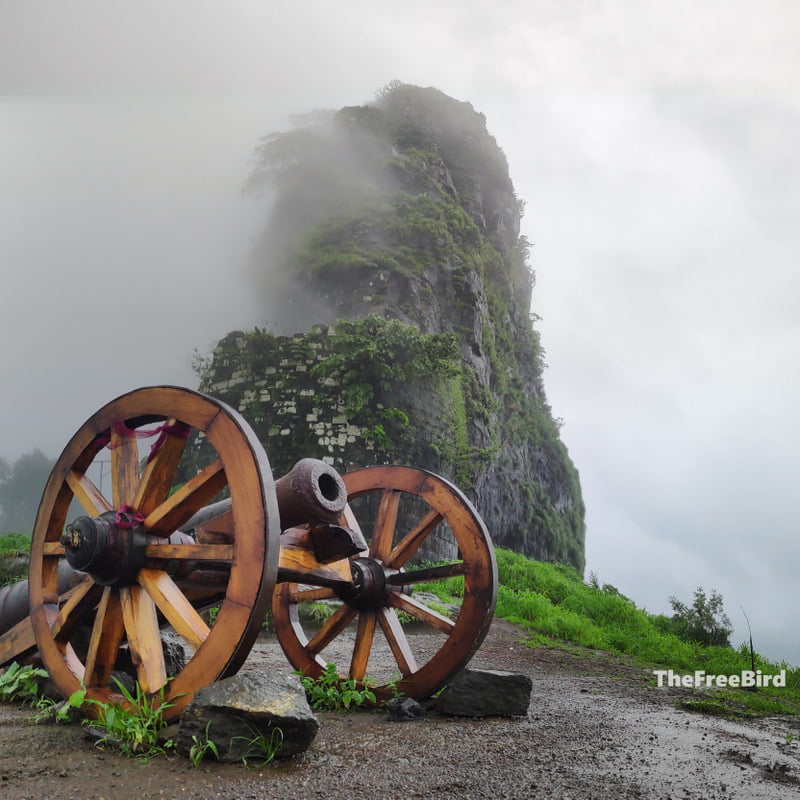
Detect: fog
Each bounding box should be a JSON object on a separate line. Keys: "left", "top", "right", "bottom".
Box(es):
{"left": 2, "top": 1, "right": 798, "bottom": 665}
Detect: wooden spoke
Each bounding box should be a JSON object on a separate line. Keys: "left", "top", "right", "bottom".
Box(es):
{"left": 370, "top": 489, "right": 400, "bottom": 560}
{"left": 340, "top": 503, "right": 365, "bottom": 542}
{"left": 305, "top": 604, "right": 357, "bottom": 656}
{"left": 49, "top": 578, "right": 98, "bottom": 641}
{"left": 349, "top": 610, "right": 376, "bottom": 681}
{"left": 377, "top": 607, "right": 417, "bottom": 677}
{"left": 386, "top": 561, "right": 466, "bottom": 585}
{"left": 143, "top": 458, "right": 226, "bottom": 537}
{"left": 63, "top": 643, "right": 86, "bottom": 681}
{"left": 287, "top": 586, "right": 336, "bottom": 603}
{"left": 133, "top": 420, "right": 189, "bottom": 517}
{"left": 41, "top": 556, "right": 64, "bottom": 604}
{"left": 137, "top": 568, "right": 210, "bottom": 651}
{"left": 120, "top": 585, "right": 167, "bottom": 693}
{"left": 110, "top": 425, "right": 141, "bottom": 508}
{"left": 384, "top": 508, "right": 443, "bottom": 569}
{"left": 66, "top": 470, "right": 112, "bottom": 516}
{"left": 0, "top": 615, "right": 37, "bottom": 665}
{"left": 84, "top": 587, "right": 125, "bottom": 688}
{"left": 389, "top": 592, "right": 455, "bottom": 635}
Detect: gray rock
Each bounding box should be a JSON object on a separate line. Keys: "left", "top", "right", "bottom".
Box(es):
{"left": 159, "top": 631, "right": 189, "bottom": 676}
{"left": 436, "top": 668, "right": 532, "bottom": 717}
{"left": 386, "top": 696, "right": 425, "bottom": 722}
{"left": 115, "top": 631, "right": 187, "bottom": 682}
{"left": 176, "top": 670, "right": 319, "bottom": 762}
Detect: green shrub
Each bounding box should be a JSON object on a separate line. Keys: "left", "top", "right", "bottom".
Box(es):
{"left": 669, "top": 587, "right": 732, "bottom": 647}
{"left": 0, "top": 532, "right": 31, "bottom": 554}
{"left": 0, "top": 662, "right": 48, "bottom": 704}
{"left": 297, "top": 662, "right": 377, "bottom": 711}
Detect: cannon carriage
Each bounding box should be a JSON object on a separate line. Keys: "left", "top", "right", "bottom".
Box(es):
{"left": 0, "top": 386, "right": 497, "bottom": 719}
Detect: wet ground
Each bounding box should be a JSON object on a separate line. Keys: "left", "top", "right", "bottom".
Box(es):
{"left": 1, "top": 619, "right": 799, "bottom": 799}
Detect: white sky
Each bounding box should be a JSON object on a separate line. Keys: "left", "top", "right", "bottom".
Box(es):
{"left": 1, "top": 1, "right": 798, "bottom": 665}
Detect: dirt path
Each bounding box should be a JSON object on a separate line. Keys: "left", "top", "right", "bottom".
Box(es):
{"left": 1, "top": 620, "right": 799, "bottom": 799}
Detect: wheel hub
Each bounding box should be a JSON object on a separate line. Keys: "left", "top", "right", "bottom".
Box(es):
{"left": 336, "top": 557, "right": 390, "bottom": 610}
{"left": 60, "top": 511, "right": 147, "bottom": 586}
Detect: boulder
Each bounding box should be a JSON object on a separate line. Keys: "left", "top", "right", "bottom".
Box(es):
{"left": 436, "top": 668, "right": 532, "bottom": 717}
{"left": 386, "top": 696, "right": 425, "bottom": 722}
{"left": 176, "top": 670, "right": 319, "bottom": 762}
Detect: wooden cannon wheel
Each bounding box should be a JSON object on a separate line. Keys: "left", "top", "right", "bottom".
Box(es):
{"left": 28, "top": 386, "right": 280, "bottom": 719}
{"left": 272, "top": 465, "right": 497, "bottom": 701}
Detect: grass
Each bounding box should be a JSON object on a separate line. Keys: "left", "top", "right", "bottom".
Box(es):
{"left": 188, "top": 722, "right": 220, "bottom": 767}
{"left": 82, "top": 678, "right": 178, "bottom": 757}
{"left": 676, "top": 698, "right": 732, "bottom": 716}
{"left": 0, "top": 663, "right": 285, "bottom": 765}
{"left": 298, "top": 600, "right": 337, "bottom": 626}
{"left": 0, "top": 532, "right": 31, "bottom": 585}
{"left": 233, "top": 724, "right": 284, "bottom": 767}
{"left": 4, "top": 534, "right": 796, "bottom": 720}
{"left": 0, "top": 532, "right": 31, "bottom": 554}
{"left": 493, "top": 548, "right": 800, "bottom": 716}
{"left": 0, "top": 664, "right": 175, "bottom": 757}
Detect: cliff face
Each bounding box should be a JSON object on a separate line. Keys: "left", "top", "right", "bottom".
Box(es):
{"left": 197, "top": 83, "right": 585, "bottom": 571}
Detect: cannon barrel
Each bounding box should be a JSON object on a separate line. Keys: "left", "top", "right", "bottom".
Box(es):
{"left": 180, "top": 457, "right": 347, "bottom": 533}
{"left": 0, "top": 458, "right": 349, "bottom": 640}
{"left": 0, "top": 561, "right": 79, "bottom": 638}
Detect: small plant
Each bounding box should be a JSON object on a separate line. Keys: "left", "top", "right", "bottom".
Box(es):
{"left": 34, "top": 685, "right": 88, "bottom": 723}
{"left": 234, "top": 724, "right": 284, "bottom": 767}
{"left": 188, "top": 722, "right": 220, "bottom": 767}
{"left": 299, "top": 600, "right": 337, "bottom": 625}
{"left": 298, "top": 662, "right": 377, "bottom": 711}
{"left": 0, "top": 662, "right": 48, "bottom": 704}
{"left": 85, "top": 678, "right": 177, "bottom": 757}
{"left": 384, "top": 679, "right": 402, "bottom": 699}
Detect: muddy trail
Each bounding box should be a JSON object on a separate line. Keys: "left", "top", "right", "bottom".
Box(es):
{"left": 1, "top": 619, "right": 799, "bottom": 800}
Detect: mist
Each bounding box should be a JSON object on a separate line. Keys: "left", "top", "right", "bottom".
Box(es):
{"left": 2, "top": 1, "right": 799, "bottom": 666}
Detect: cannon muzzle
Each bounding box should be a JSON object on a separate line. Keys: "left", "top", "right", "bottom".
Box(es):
{"left": 179, "top": 457, "right": 348, "bottom": 533}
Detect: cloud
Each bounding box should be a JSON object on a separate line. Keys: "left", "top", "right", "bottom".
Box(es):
{"left": 1, "top": 0, "right": 798, "bottom": 666}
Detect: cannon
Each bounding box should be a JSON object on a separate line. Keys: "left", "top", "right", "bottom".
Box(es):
{"left": 0, "top": 386, "right": 497, "bottom": 720}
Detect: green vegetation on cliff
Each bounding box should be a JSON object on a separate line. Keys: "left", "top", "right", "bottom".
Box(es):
{"left": 197, "top": 82, "right": 585, "bottom": 571}
{"left": 197, "top": 316, "right": 492, "bottom": 482}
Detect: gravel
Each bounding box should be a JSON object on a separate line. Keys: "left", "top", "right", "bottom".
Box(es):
{"left": 1, "top": 619, "right": 798, "bottom": 799}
